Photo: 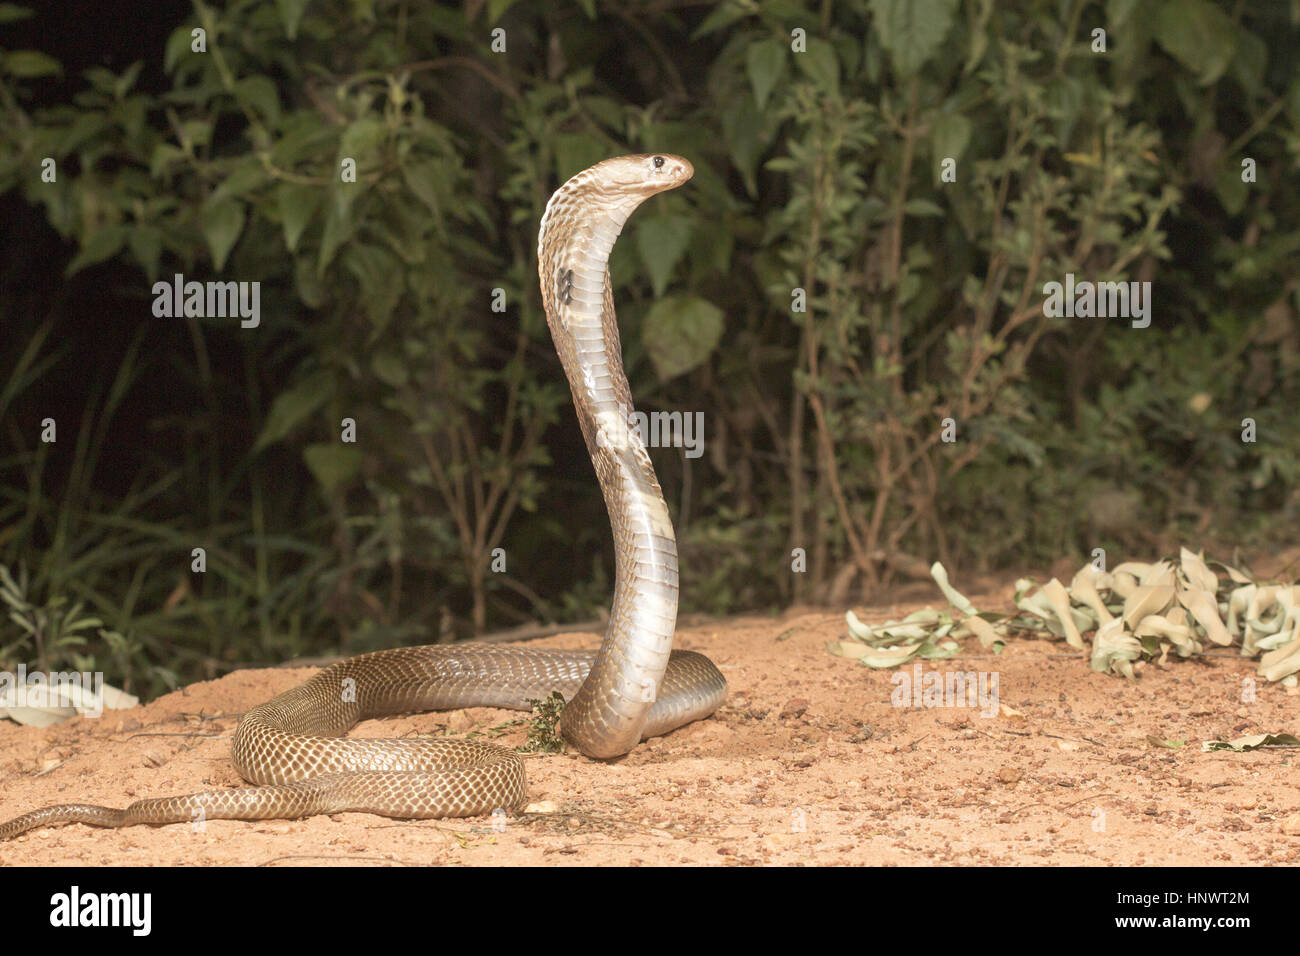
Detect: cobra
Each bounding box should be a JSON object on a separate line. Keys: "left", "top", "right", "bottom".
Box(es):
{"left": 0, "top": 153, "right": 725, "bottom": 839}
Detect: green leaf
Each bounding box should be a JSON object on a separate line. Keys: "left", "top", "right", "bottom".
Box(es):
{"left": 303, "top": 443, "right": 362, "bottom": 498}
{"left": 84, "top": 67, "right": 119, "bottom": 96}
{"left": 65, "top": 225, "right": 127, "bottom": 276}
{"left": 113, "top": 61, "right": 143, "bottom": 99}
{"left": 272, "top": 118, "right": 335, "bottom": 168}
{"left": 343, "top": 242, "right": 403, "bottom": 330}
{"left": 180, "top": 118, "right": 212, "bottom": 149}
{"left": 339, "top": 116, "right": 387, "bottom": 164}
{"left": 401, "top": 159, "right": 448, "bottom": 233}
{"left": 1107, "top": 0, "right": 1140, "bottom": 26}
{"left": 746, "top": 37, "right": 787, "bottom": 111}
{"left": 60, "top": 113, "right": 109, "bottom": 155}
{"left": 636, "top": 215, "right": 693, "bottom": 298}
{"left": 1228, "top": 28, "right": 1265, "bottom": 97}
{"left": 962, "top": 0, "right": 992, "bottom": 74}
{"left": 930, "top": 111, "right": 971, "bottom": 168}
{"left": 1154, "top": 0, "right": 1238, "bottom": 86}
{"left": 235, "top": 75, "right": 281, "bottom": 125}
{"left": 3, "top": 50, "right": 62, "bottom": 78}
{"left": 150, "top": 143, "right": 185, "bottom": 178}
{"left": 210, "top": 160, "right": 269, "bottom": 206}
{"left": 277, "top": 181, "right": 320, "bottom": 253}
{"left": 163, "top": 27, "right": 195, "bottom": 73}
{"left": 255, "top": 372, "right": 333, "bottom": 451}
{"left": 1214, "top": 163, "right": 1248, "bottom": 216}
{"left": 793, "top": 38, "right": 839, "bottom": 96}
{"left": 371, "top": 351, "right": 409, "bottom": 388}
{"left": 642, "top": 294, "right": 725, "bottom": 381}
{"left": 692, "top": 218, "right": 735, "bottom": 275}
{"left": 930, "top": 562, "right": 977, "bottom": 615}
{"left": 554, "top": 131, "right": 609, "bottom": 181}
{"left": 691, "top": 0, "right": 755, "bottom": 39}
{"left": 904, "top": 198, "right": 945, "bottom": 217}
{"left": 127, "top": 227, "right": 163, "bottom": 282}
{"left": 275, "top": 0, "right": 309, "bottom": 39}
{"left": 317, "top": 189, "right": 355, "bottom": 273}
{"left": 721, "top": 95, "right": 766, "bottom": 198}
{"left": 869, "top": 0, "right": 959, "bottom": 77}
{"left": 295, "top": 254, "right": 326, "bottom": 308}
{"left": 201, "top": 199, "right": 246, "bottom": 271}
{"left": 0, "top": 4, "right": 34, "bottom": 23}
{"left": 487, "top": 0, "right": 521, "bottom": 21}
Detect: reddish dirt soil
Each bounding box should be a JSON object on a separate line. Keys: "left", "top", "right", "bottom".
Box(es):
{"left": 2, "top": 585, "right": 1298, "bottom": 866}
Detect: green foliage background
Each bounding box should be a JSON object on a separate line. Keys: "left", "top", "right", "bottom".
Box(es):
{"left": 0, "top": 0, "right": 1297, "bottom": 694}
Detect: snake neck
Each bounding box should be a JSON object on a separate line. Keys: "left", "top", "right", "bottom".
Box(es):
{"left": 538, "top": 182, "right": 679, "bottom": 759}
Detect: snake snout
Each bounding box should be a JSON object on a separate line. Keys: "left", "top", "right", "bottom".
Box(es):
{"left": 661, "top": 154, "right": 693, "bottom": 182}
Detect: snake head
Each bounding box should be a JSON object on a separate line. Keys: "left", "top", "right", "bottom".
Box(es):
{"left": 573, "top": 153, "right": 694, "bottom": 211}
{"left": 617, "top": 152, "right": 694, "bottom": 194}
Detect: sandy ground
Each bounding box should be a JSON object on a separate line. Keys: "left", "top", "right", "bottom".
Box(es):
{"left": 1, "top": 587, "right": 1298, "bottom": 866}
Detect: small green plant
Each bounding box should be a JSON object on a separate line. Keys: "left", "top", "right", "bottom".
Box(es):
{"left": 0, "top": 563, "right": 103, "bottom": 673}
{"left": 522, "top": 691, "right": 567, "bottom": 753}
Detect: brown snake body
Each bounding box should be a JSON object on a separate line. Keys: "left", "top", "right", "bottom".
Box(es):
{"left": 0, "top": 154, "right": 725, "bottom": 840}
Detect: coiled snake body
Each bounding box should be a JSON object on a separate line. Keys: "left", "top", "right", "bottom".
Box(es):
{"left": 0, "top": 154, "right": 724, "bottom": 840}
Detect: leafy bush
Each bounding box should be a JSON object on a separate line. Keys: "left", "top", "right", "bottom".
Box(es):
{"left": 0, "top": 0, "right": 1296, "bottom": 688}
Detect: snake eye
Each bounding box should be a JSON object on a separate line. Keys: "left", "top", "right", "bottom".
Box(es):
{"left": 652, "top": 155, "right": 665, "bottom": 169}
